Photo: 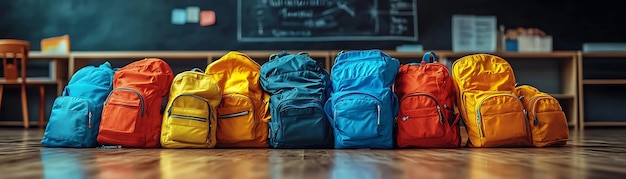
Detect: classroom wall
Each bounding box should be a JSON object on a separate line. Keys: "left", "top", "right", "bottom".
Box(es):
{"left": 1, "top": 0, "right": 625, "bottom": 51}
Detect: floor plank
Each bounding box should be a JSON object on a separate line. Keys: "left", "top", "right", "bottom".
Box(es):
{"left": 0, "top": 128, "right": 625, "bottom": 179}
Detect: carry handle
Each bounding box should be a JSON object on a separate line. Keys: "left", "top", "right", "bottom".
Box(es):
{"left": 100, "top": 61, "right": 113, "bottom": 69}
{"left": 190, "top": 68, "right": 204, "bottom": 73}
{"left": 297, "top": 52, "right": 309, "bottom": 57}
{"left": 269, "top": 51, "right": 289, "bottom": 61}
{"left": 421, "top": 51, "right": 438, "bottom": 63}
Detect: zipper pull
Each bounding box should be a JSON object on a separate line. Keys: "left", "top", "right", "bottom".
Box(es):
{"left": 88, "top": 111, "right": 92, "bottom": 128}
{"left": 436, "top": 105, "right": 444, "bottom": 123}
{"left": 402, "top": 116, "right": 409, "bottom": 121}
{"left": 377, "top": 105, "right": 381, "bottom": 125}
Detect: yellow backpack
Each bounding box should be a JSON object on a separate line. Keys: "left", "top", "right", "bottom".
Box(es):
{"left": 515, "top": 85, "right": 569, "bottom": 147}
{"left": 160, "top": 68, "right": 221, "bottom": 148}
{"left": 205, "top": 51, "right": 271, "bottom": 148}
{"left": 452, "top": 54, "right": 531, "bottom": 147}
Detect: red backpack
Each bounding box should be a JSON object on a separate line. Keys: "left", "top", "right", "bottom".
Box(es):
{"left": 98, "top": 58, "right": 174, "bottom": 148}
{"left": 394, "top": 52, "right": 461, "bottom": 148}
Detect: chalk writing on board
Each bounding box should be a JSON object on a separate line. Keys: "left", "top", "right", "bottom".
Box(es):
{"left": 237, "top": 0, "right": 418, "bottom": 42}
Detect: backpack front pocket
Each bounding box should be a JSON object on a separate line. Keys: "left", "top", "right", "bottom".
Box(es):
{"left": 43, "top": 96, "right": 92, "bottom": 147}
{"left": 167, "top": 94, "right": 211, "bottom": 144}
{"left": 101, "top": 88, "right": 144, "bottom": 134}
{"left": 476, "top": 92, "right": 529, "bottom": 146}
{"left": 398, "top": 92, "right": 446, "bottom": 140}
{"left": 275, "top": 99, "right": 327, "bottom": 144}
{"left": 398, "top": 108, "right": 445, "bottom": 140}
{"left": 216, "top": 94, "right": 256, "bottom": 143}
{"left": 333, "top": 92, "right": 382, "bottom": 140}
{"left": 528, "top": 96, "right": 569, "bottom": 146}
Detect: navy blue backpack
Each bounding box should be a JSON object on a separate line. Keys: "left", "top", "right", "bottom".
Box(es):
{"left": 324, "top": 50, "right": 400, "bottom": 149}
{"left": 41, "top": 62, "right": 115, "bottom": 148}
{"left": 260, "top": 51, "right": 333, "bottom": 148}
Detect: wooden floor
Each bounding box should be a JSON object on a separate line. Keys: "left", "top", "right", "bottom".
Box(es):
{"left": 0, "top": 128, "right": 625, "bottom": 179}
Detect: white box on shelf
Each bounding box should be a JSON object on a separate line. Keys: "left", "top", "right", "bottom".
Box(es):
{"left": 518, "top": 35, "right": 553, "bottom": 52}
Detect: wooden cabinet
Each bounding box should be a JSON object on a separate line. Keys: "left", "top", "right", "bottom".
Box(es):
{"left": 578, "top": 52, "right": 626, "bottom": 128}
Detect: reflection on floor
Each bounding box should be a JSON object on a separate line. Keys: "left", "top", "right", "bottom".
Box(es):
{"left": 0, "top": 128, "right": 625, "bottom": 179}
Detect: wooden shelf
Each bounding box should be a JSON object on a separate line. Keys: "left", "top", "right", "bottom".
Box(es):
{"left": 443, "top": 51, "right": 578, "bottom": 59}
{"left": 29, "top": 52, "right": 70, "bottom": 59}
{"left": 367, "top": 51, "right": 579, "bottom": 59}
{"left": 0, "top": 121, "right": 44, "bottom": 127}
{"left": 550, "top": 93, "right": 576, "bottom": 99}
{"left": 71, "top": 51, "right": 220, "bottom": 59}
{"left": 582, "top": 52, "right": 626, "bottom": 58}
{"left": 583, "top": 122, "right": 626, "bottom": 127}
{"left": 583, "top": 79, "right": 626, "bottom": 85}
{"left": 0, "top": 77, "right": 59, "bottom": 85}
{"left": 237, "top": 50, "right": 330, "bottom": 58}
{"left": 579, "top": 51, "right": 626, "bottom": 129}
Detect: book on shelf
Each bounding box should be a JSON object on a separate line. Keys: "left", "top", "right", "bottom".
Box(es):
{"left": 582, "top": 43, "right": 626, "bottom": 52}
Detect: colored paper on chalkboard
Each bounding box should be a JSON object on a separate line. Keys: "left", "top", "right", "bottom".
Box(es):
{"left": 200, "top": 10, "right": 216, "bottom": 26}
{"left": 171, "top": 9, "right": 187, "bottom": 25}
{"left": 187, "top": 6, "right": 200, "bottom": 23}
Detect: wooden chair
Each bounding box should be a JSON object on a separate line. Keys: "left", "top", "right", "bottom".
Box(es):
{"left": 0, "top": 39, "right": 46, "bottom": 128}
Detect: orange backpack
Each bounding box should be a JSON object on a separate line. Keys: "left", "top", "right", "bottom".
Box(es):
{"left": 98, "top": 58, "right": 174, "bottom": 148}
{"left": 205, "top": 51, "right": 271, "bottom": 148}
{"left": 394, "top": 52, "right": 461, "bottom": 148}
{"left": 452, "top": 54, "right": 531, "bottom": 147}
{"left": 515, "top": 85, "right": 569, "bottom": 147}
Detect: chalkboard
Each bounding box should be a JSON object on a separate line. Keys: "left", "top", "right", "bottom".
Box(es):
{"left": 238, "top": 0, "right": 418, "bottom": 42}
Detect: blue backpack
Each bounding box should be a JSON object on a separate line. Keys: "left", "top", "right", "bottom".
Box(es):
{"left": 260, "top": 51, "right": 333, "bottom": 148}
{"left": 324, "top": 50, "right": 400, "bottom": 149}
{"left": 41, "top": 62, "right": 115, "bottom": 148}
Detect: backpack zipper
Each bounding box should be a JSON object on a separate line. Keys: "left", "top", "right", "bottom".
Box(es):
{"left": 169, "top": 114, "right": 207, "bottom": 122}
{"left": 219, "top": 111, "right": 250, "bottom": 118}
{"left": 400, "top": 92, "right": 444, "bottom": 123}
{"left": 276, "top": 98, "right": 322, "bottom": 113}
{"left": 105, "top": 88, "right": 145, "bottom": 116}
{"left": 334, "top": 92, "right": 383, "bottom": 126}
{"left": 88, "top": 111, "right": 92, "bottom": 128}
{"left": 377, "top": 105, "right": 381, "bottom": 125}
{"left": 167, "top": 94, "right": 211, "bottom": 123}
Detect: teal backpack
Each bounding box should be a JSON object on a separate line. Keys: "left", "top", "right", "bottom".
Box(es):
{"left": 41, "top": 62, "right": 115, "bottom": 148}
{"left": 260, "top": 51, "right": 333, "bottom": 148}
